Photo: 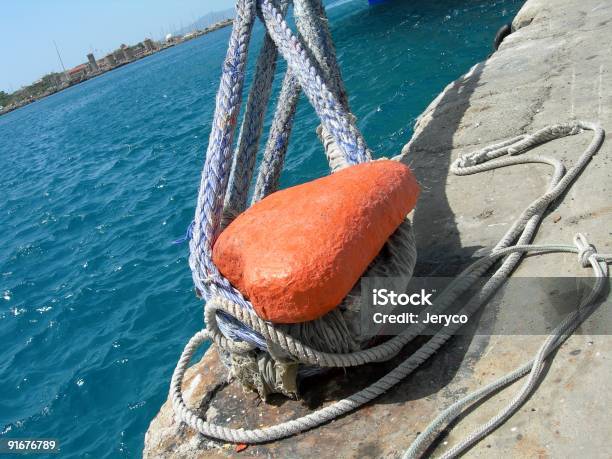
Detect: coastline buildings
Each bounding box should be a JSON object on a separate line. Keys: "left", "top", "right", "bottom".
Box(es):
{"left": 121, "top": 44, "right": 134, "bottom": 61}
{"left": 113, "top": 48, "right": 127, "bottom": 64}
{"left": 104, "top": 53, "right": 117, "bottom": 68}
{"left": 144, "top": 39, "right": 155, "bottom": 52}
{"left": 67, "top": 64, "right": 89, "bottom": 83}
{"left": 68, "top": 39, "right": 160, "bottom": 83}
{"left": 1, "top": 17, "right": 234, "bottom": 116}
{"left": 87, "top": 53, "right": 99, "bottom": 72}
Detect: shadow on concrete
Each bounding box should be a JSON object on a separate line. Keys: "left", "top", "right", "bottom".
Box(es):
{"left": 405, "top": 62, "right": 486, "bottom": 278}
{"left": 294, "top": 63, "right": 489, "bottom": 410}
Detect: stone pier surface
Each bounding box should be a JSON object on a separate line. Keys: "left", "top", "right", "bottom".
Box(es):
{"left": 144, "top": 1, "right": 612, "bottom": 457}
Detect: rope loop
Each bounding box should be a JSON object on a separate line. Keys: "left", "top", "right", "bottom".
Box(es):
{"left": 574, "top": 233, "right": 597, "bottom": 268}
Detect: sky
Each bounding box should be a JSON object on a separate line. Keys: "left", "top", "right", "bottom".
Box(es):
{"left": 0, "top": 0, "right": 235, "bottom": 93}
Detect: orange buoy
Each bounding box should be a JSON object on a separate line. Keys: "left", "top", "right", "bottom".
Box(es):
{"left": 212, "top": 160, "right": 420, "bottom": 323}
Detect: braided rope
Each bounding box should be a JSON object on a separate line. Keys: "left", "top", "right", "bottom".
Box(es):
{"left": 224, "top": 0, "right": 291, "bottom": 215}
{"left": 258, "top": 0, "right": 370, "bottom": 165}
{"left": 252, "top": 0, "right": 353, "bottom": 202}
{"left": 188, "top": 0, "right": 257, "bottom": 302}
{"left": 292, "top": 0, "right": 371, "bottom": 171}
{"left": 252, "top": 70, "right": 301, "bottom": 203}
{"left": 294, "top": 0, "right": 349, "bottom": 110}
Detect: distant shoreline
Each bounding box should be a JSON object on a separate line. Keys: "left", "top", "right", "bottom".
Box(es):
{"left": 0, "top": 19, "right": 233, "bottom": 118}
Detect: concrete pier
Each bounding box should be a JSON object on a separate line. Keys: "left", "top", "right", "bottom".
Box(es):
{"left": 144, "top": 0, "right": 612, "bottom": 457}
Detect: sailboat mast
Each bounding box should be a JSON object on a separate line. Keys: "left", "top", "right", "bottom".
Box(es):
{"left": 53, "top": 40, "right": 67, "bottom": 73}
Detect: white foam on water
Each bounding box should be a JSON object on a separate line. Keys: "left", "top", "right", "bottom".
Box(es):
{"left": 327, "top": 0, "right": 359, "bottom": 10}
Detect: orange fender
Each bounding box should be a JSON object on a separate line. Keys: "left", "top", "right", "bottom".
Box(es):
{"left": 213, "top": 160, "right": 420, "bottom": 323}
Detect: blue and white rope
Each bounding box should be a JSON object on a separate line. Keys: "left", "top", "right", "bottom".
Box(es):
{"left": 189, "top": 0, "right": 376, "bottom": 347}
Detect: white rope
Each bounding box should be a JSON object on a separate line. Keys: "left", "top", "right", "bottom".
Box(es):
{"left": 403, "top": 121, "right": 610, "bottom": 458}
{"left": 404, "top": 236, "right": 611, "bottom": 458}
{"left": 170, "top": 121, "right": 610, "bottom": 448}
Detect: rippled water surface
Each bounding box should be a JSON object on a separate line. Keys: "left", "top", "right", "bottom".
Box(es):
{"left": 0, "top": 0, "right": 523, "bottom": 457}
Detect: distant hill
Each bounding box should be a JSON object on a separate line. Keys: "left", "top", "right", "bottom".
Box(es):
{"left": 177, "top": 8, "right": 235, "bottom": 35}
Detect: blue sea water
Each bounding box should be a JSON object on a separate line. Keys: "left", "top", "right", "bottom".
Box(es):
{"left": 0, "top": 0, "right": 523, "bottom": 457}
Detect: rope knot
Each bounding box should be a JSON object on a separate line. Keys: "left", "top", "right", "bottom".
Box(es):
{"left": 456, "top": 154, "right": 480, "bottom": 167}
{"left": 553, "top": 122, "right": 582, "bottom": 137}
{"left": 574, "top": 233, "right": 597, "bottom": 267}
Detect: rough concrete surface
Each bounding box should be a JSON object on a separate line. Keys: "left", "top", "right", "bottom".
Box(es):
{"left": 144, "top": 0, "right": 612, "bottom": 457}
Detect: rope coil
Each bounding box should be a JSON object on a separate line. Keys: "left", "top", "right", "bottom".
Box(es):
{"left": 172, "top": 236, "right": 611, "bottom": 445}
